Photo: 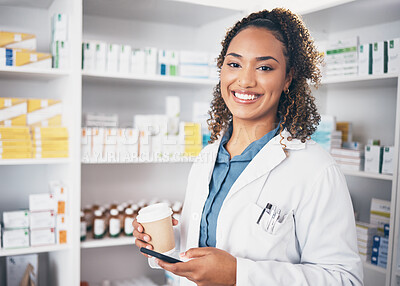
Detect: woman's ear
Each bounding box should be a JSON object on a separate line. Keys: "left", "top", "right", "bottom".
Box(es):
{"left": 285, "top": 67, "right": 294, "bottom": 90}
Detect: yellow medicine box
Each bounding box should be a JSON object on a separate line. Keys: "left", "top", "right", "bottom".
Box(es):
{"left": 27, "top": 99, "right": 62, "bottom": 126}
{"left": 13, "top": 49, "right": 52, "bottom": 68}
{"left": 0, "top": 127, "right": 30, "bottom": 140}
{"left": 31, "top": 127, "right": 69, "bottom": 140}
{"left": 0, "top": 31, "right": 37, "bottom": 50}
{"left": 0, "top": 98, "right": 27, "bottom": 126}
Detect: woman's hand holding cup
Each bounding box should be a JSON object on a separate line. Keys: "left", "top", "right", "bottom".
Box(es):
{"left": 132, "top": 205, "right": 179, "bottom": 258}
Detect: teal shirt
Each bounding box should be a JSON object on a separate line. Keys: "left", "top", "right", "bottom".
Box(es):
{"left": 199, "top": 124, "right": 280, "bottom": 247}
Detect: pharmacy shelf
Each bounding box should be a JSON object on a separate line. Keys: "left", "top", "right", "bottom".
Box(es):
{"left": 0, "top": 158, "right": 71, "bottom": 165}
{"left": 0, "top": 0, "right": 54, "bottom": 9}
{"left": 363, "top": 260, "right": 387, "bottom": 275}
{"left": 0, "top": 244, "right": 69, "bottom": 257}
{"left": 81, "top": 156, "right": 196, "bottom": 164}
{"left": 81, "top": 235, "right": 135, "bottom": 249}
{"left": 341, "top": 169, "right": 394, "bottom": 181}
{"left": 321, "top": 73, "right": 399, "bottom": 86}
{"left": 0, "top": 66, "right": 70, "bottom": 80}
{"left": 82, "top": 71, "right": 217, "bottom": 87}
{"left": 83, "top": 0, "right": 241, "bottom": 27}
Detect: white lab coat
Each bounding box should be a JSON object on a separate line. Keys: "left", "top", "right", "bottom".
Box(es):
{"left": 179, "top": 130, "right": 363, "bottom": 286}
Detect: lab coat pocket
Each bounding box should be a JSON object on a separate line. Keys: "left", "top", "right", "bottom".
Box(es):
{"left": 238, "top": 203, "right": 295, "bottom": 261}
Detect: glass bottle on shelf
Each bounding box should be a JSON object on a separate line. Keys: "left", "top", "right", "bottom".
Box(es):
{"left": 109, "top": 208, "right": 121, "bottom": 238}
{"left": 80, "top": 211, "right": 87, "bottom": 241}
{"left": 93, "top": 210, "right": 106, "bottom": 239}
{"left": 124, "top": 208, "right": 136, "bottom": 236}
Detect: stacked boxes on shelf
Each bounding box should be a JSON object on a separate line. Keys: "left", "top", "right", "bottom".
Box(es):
{"left": 330, "top": 147, "right": 364, "bottom": 171}
{"left": 356, "top": 221, "right": 377, "bottom": 263}
{"left": 81, "top": 96, "right": 206, "bottom": 162}
{"left": 372, "top": 229, "right": 389, "bottom": 268}
{"left": 364, "top": 144, "right": 394, "bottom": 174}
{"left": 0, "top": 31, "right": 51, "bottom": 69}
{"left": 0, "top": 126, "right": 32, "bottom": 159}
{"left": 0, "top": 97, "right": 69, "bottom": 159}
{"left": 179, "top": 122, "right": 202, "bottom": 157}
{"left": 51, "top": 13, "right": 69, "bottom": 69}
{"left": 321, "top": 36, "right": 399, "bottom": 78}
{"left": 82, "top": 41, "right": 217, "bottom": 79}
{"left": 0, "top": 181, "right": 69, "bottom": 249}
{"left": 2, "top": 210, "right": 30, "bottom": 249}
{"left": 311, "top": 115, "right": 341, "bottom": 152}
{"left": 325, "top": 37, "right": 359, "bottom": 77}
{"left": 370, "top": 198, "right": 390, "bottom": 235}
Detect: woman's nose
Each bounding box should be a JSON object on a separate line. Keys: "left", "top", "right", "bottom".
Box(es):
{"left": 238, "top": 67, "right": 256, "bottom": 87}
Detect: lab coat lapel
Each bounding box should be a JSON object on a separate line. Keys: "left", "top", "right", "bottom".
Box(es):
{"left": 224, "top": 130, "right": 305, "bottom": 201}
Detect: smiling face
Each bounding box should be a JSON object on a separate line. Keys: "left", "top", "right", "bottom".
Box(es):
{"left": 220, "top": 27, "right": 292, "bottom": 127}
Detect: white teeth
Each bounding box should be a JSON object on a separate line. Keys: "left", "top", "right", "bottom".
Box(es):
{"left": 234, "top": 92, "right": 258, "bottom": 100}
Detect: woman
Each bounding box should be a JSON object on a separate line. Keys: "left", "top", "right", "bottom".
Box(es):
{"left": 134, "top": 8, "right": 363, "bottom": 286}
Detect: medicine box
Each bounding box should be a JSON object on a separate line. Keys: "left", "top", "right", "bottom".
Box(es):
{"left": 29, "top": 211, "right": 56, "bottom": 230}
{"left": 95, "top": 42, "right": 107, "bottom": 73}
{"left": 382, "top": 146, "right": 394, "bottom": 174}
{"left": 13, "top": 49, "right": 52, "bottom": 69}
{"left": 52, "top": 13, "right": 68, "bottom": 42}
{"left": 158, "top": 49, "right": 168, "bottom": 76}
{"left": 6, "top": 254, "right": 38, "bottom": 286}
{"left": 0, "top": 98, "right": 27, "bottom": 126}
{"left": 27, "top": 99, "right": 62, "bottom": 127}
{"left": 52, "top": 41, "right": 69, "bottom": 69}
{"left": 0, "top": 31, "right": 37, "bottom": 50}
{"left": 168, "top": 50, "right": 178, "bottom": 76}
{"left": 3, "top": 229, "right": 29, "bottom": 249}
{"left": 388, "top": 38, "right": 400, "bottom": 74}
{"left": 3, "top": 210, "right": 29, "bottom": 229}
{"left": 364, "top": 145, "right": 383, "bottom": 173}
{"left": 107, "top": 43, "right": 119, "bottom": 73}
{"left": 358, "top": 43, "right": 372, "bottom": 75}
{"left": 30, "top": 228, "right": 55, "bottom": 246}
{"left": 82, "top": 42, "right": 96, "bottom": 71}
{"left": 372, "top": 41, "right": 388, "bottom": 75}
{"left": 56, "top": 215, "right": 68, "bottom": 244}
{"left": 131, "top": 49, "right": 146, "bottom": 74}
{"left": 29, "top": 193, "right": 56, "bottom": 212}
{"left": 145, "top": 47, "right": 157, "bottom": 75}
{"left": 119, "top": 44, "right": 131, "bottom": 73}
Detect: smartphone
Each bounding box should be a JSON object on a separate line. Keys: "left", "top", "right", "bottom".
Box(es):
{"left": 140, "top": 247, "right": 182, "bottom": 263}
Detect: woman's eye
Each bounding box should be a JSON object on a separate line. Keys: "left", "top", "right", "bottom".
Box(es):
{"left": 258, "top": 66, "right": 272, "bottom": 71}
{"left": 227, "top": 63, "right": 240, "bottom": 68}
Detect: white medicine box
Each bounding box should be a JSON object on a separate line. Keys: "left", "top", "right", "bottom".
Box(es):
{"left": 3, "top": 229, "right": 29, "bottom": 249}
{"left": 358, "top": 43, "right": 372, "bottom": 75}
{"left": 29, "top": 211, "right": 56, "bottom": 230}
{"left": 29, "top": 193, "right": 56, "bottom": 212}
{"left": 382, "top": 146, "right": 394, "bottom": 174}
{"left": 372, "top": 41, "right": 388, "bottom": 75}
{"left": 388, "top": 38, "right": 400, "bottom": 74}
{"left": 364, "top": 145, "right": 383, "bottom": 173}
{"left": 30, "top": 228, "right": 56, "bottom": 246}
{"left": 3, "top": 210, "right": 29, "bottom": 229}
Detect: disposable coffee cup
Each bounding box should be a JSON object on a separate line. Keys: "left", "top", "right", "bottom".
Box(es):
{"left": 136, "top": 203, "right": 175, "bottom": 268}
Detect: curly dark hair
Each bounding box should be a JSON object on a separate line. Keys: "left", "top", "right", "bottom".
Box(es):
{"left": 207, "top": 8, "right": 322, "bottom": 145}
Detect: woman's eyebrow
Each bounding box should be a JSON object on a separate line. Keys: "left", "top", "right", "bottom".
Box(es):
{"left": 226, "top": 53, "right": 279, "bottom": 63}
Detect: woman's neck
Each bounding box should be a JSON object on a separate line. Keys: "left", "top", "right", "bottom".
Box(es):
{"left": 225, "top": 117, "right": 279, "bottom": 158}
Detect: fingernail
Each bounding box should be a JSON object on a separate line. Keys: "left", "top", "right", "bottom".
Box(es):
{"left": 138, "top": 226, "right": 143, "bottom": 232}
{"left": 146, "top": 245, "right": 152, "bottom": 250}
{"left": 179, "top": 252, "right": 186, "bottom": 258}
{"left": 144, "top": 236, "right": 150, "bottom": 242}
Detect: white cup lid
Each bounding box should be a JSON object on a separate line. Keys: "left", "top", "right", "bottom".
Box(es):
{"left": 136, "top": 203, "right": 172, "bottom": 223}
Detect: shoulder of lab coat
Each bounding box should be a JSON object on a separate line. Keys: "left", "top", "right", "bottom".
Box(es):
{"left": 236, "top": 134, "right": 363, "bottom": 286}
{"left": 180, "top": 129, "right": 363, "bottom": 286}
